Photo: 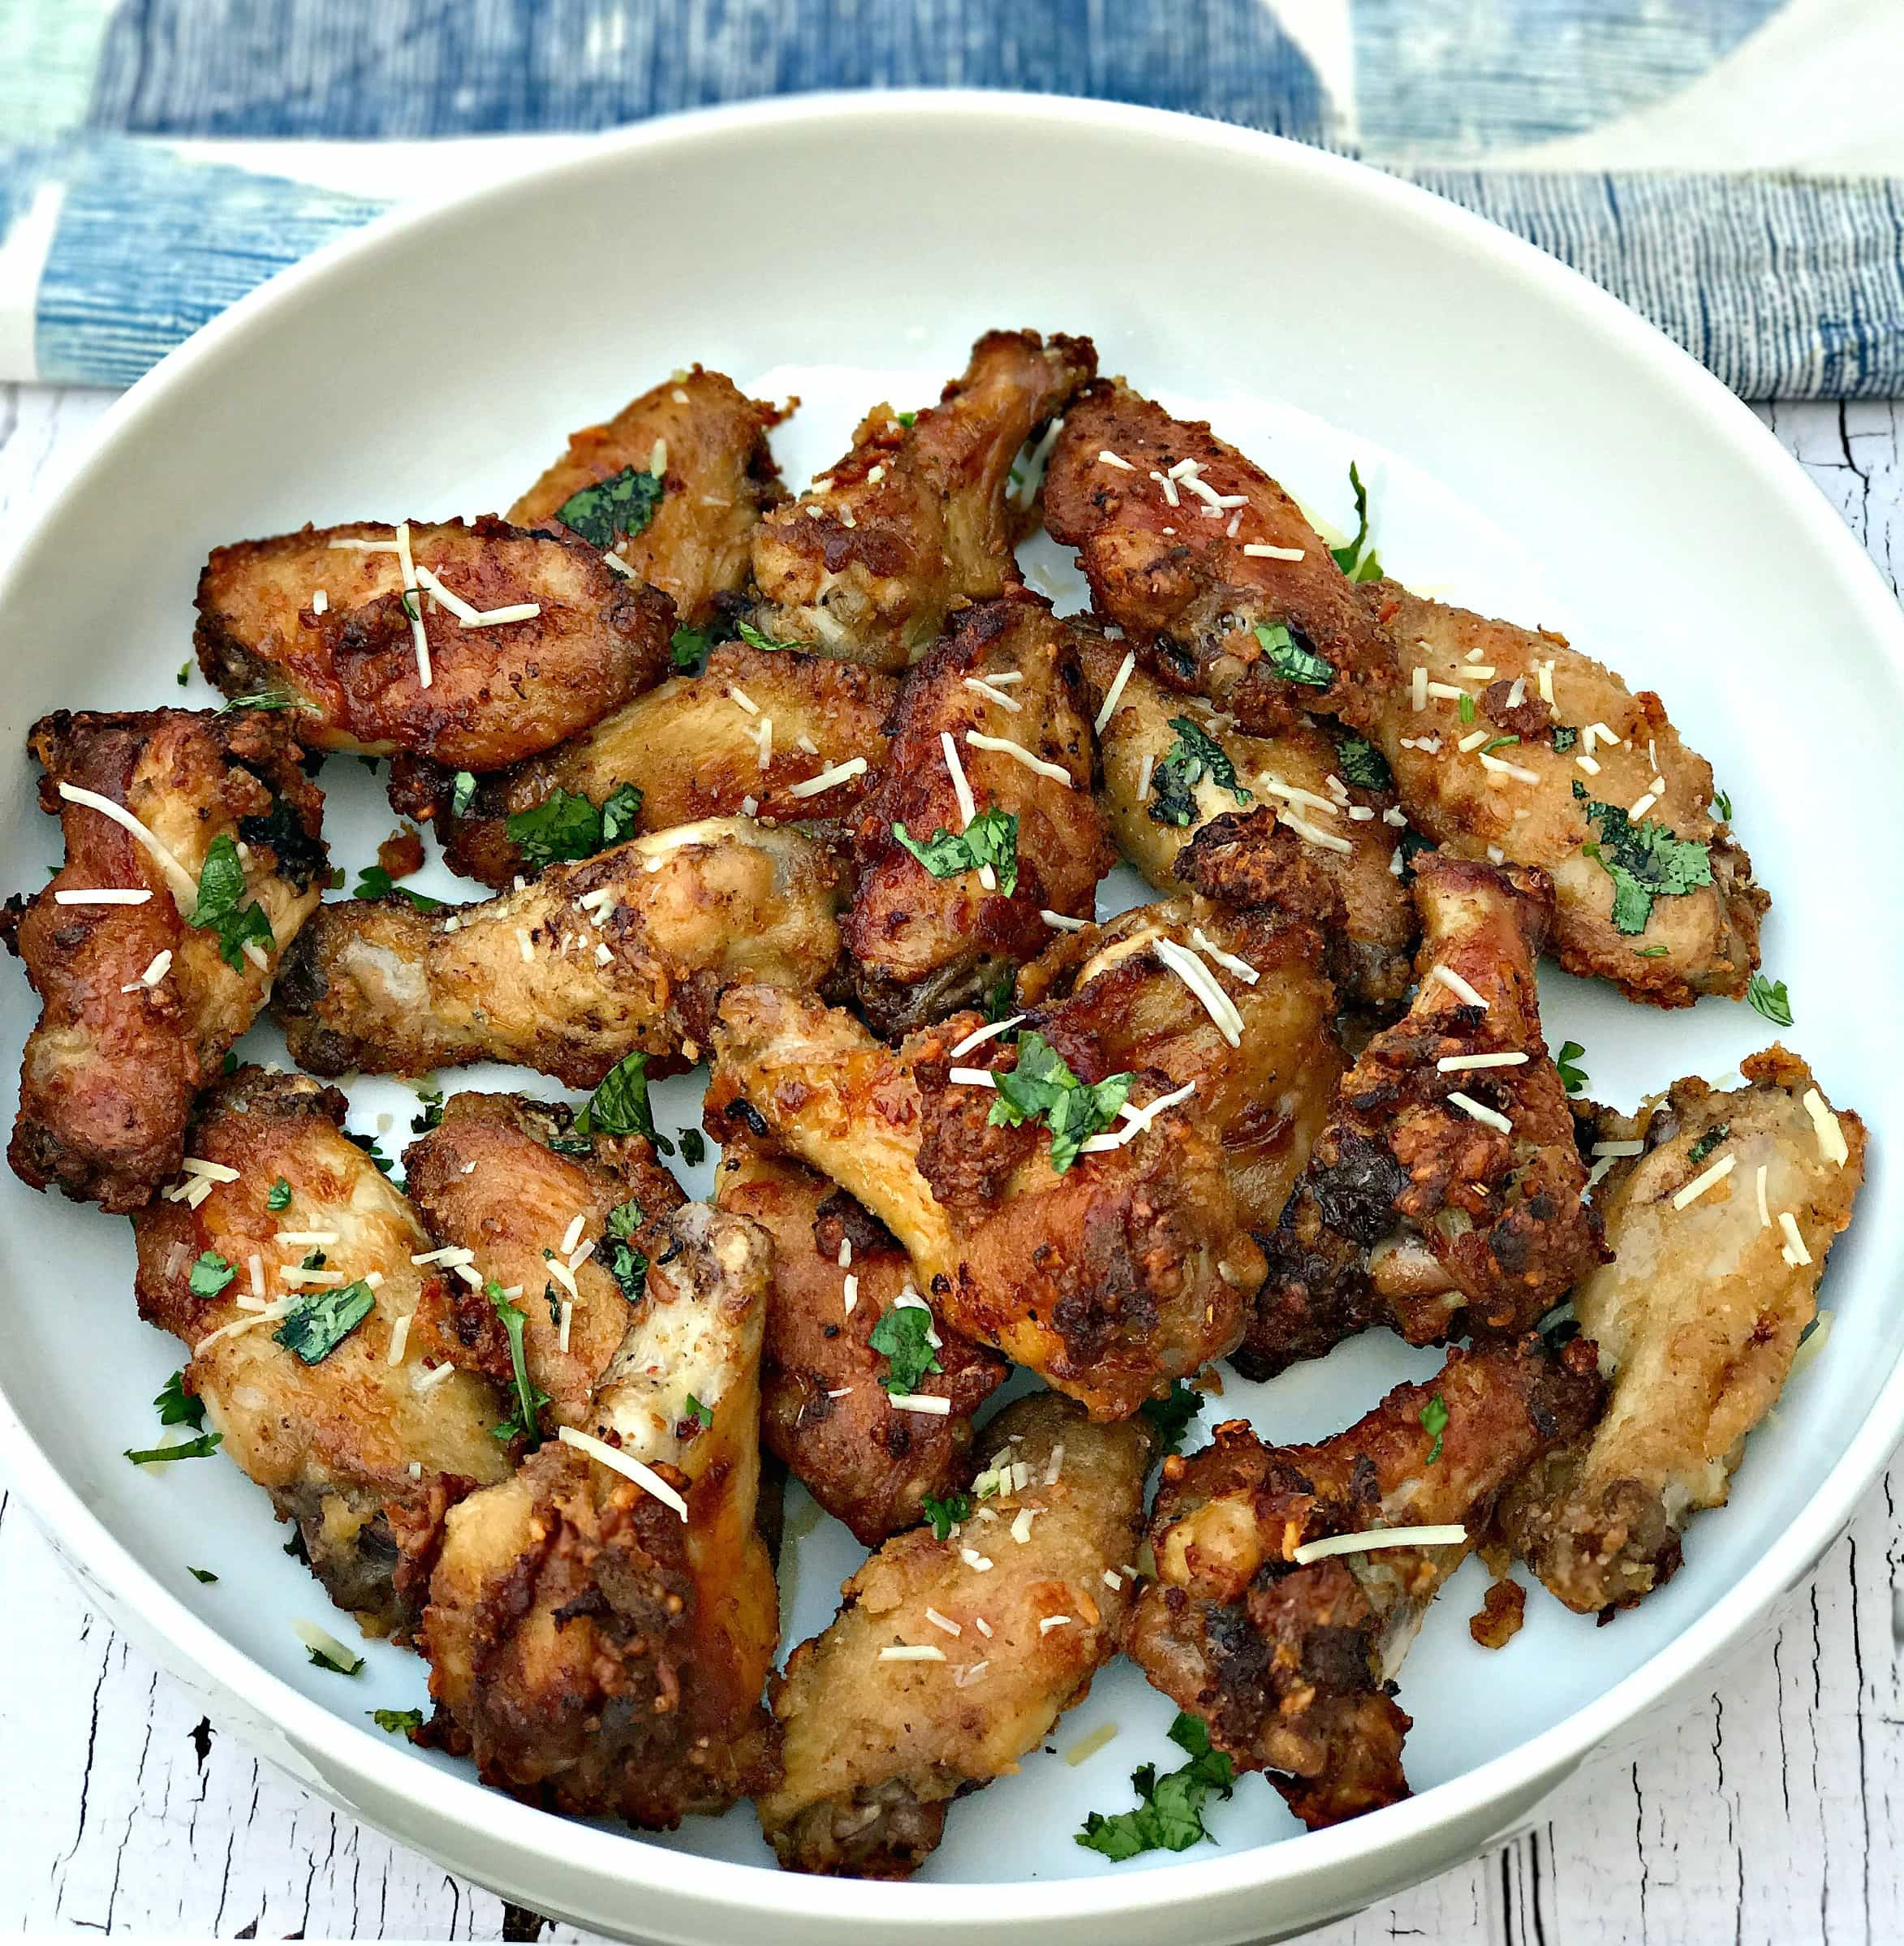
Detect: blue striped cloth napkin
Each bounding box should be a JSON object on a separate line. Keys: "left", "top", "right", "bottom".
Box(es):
{"left": 2, "top": 0, "right": 1902, "bottom": 397}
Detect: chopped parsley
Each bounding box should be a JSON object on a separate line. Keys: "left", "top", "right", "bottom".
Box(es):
{"left": 988, "top": 1032, "right": 1133, "bottom": 1173}
{"left": 984, "top": 965, "right": 1018, "bottom": 1022}
{"left": 450, "top": 770, "right": 478, "bottom": 820}
{"left": 678, "top": 1127, "right": 706, "bottom": 1167}
{"left": 1253, "top": 620, "right": 1333, "bottom": 688}
{"left": 176, "top": 661, "right": 192, "bottom": 687}
{"left": 1458, "top": 692, "right": 1476, "bottom": 725}
{"left": 219, "top": 686, "right": 299, "bottom": 714}
{"left": 188, "top": 1251, "right": 235, "bottom": 1298}
{"left": 266, "top": 1177, "right": 293, "bottom": 1211}
{"left": 1552, "top": 725, "right": 1579, "bottom": 754}
{"left": 892, "top": 804, "right": 1019, "bottom": 895}
{"left": 126, "top": 1432, "right": 222, "bottom": 1466}
{"left": 1555, "top": 1040, "right": 1588, "bottom": 1096}
{"left": 1572, "top": 781, "right": 1712, "bottom": 936}
{"left": 188, "top": 1567, "right": 218, "bottom": 1584}
{"left": 869, "top": 1304, "right": 942, "bottom": 1396}
{"left": 487, "top": 1281, "right": 551, "bottom": 1446}
{"left": 369, "top": 1707, "right": 424, "bottom": 1736}
{"left": 670, "top": 625, "right": 712, "bottom": 670}
{"left": 895, "top": 410, "right": 918, "bottom": 428}
{"left": 187, "top": 833, "right": 276, "bottom": 971}
{"left": 605, "top": 1198, "right": 648, "bottom": 1302}
{"left": 1747, "top": 973, "right": 1792, "bottom": 1027}
{"left": 1634, "top": 944, "right": 1669, "bottom": 958}
{"left": 920, "top": 1491, "right": 971, "bottom": 1542}
{"left": 155, "top": 1370, "right": 205, "bottom": 1429}
{"left": 1713, "top": 789, "right": 1734, "bottom": 822}
{"left": 684, "top": 1394, "right": 714, "bottom": 1430}
{"left": 576, "top": 1051, "right": 673, "bottom": 1154}
{"left": 736, "top": 618, "right": 800, "bottom": 654}
{"left": 1478, "top": 735, "right": 1519, "bottom": 756}
{"left": 1139, "top": 1380, "right": 1201, "bottom": 1460}
{"left": 1076, "top": 1711, "right": 1235, "bottom": 1861}
{"left": 553, "top": 464, "right": 665, "bottom": 550}
{"left": 346, "top": 1130, "right": 396, "bottom": 1178}
{"left": 411, "top": 1087, "right": 444, "bottom": 1133}
{"left": 273, "top": 1281, "right": 376, "bottom": 1365}
{"left": 1333, "top": 734, "right": 1392, "bottom": 793}
{"left": 305, "top": 1638, "right": 364, "bottom": 1677}
{"left": 221, "top": 1050, "right": 240, "bottom": 1076}
{"left": 1687, "top": 1122, "right": 1730, "bottom": 1166}
{"left": 1327, "top": 462, "right": 1385, "bottom": 583}
{"left": 505, "top": 782, "right": 643, "bottom": 870}
{"left": 1148, "top": 717, "right": 1251, "bottom": 828}
{"left": 1421, "top": 1393, "right": 1449, "bottom": 1466}
{"left": 352, "top": 863, "right": 446, "bottom": 911}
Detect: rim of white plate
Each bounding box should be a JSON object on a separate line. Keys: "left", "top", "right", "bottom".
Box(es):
{"left": 1, "top": 88, "right": 1900, "bottom": 1934}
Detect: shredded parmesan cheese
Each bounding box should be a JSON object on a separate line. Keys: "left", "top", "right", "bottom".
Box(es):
{"left": 54, "top": 785, "right": 198, "bottom": 904}
{"left": 1801, "top": 1089, "right": 1850, "bottom": 1166}
{"left": 1290, "top": 1525, "right": 1467, "bottom": 1565}
{"left": 557, "top": 1424, "right": 688, "bottom": 1518}
{"left": 1672, "top": 1152, "right": 1736, "bottom": 1209}
{"left": 386, "top": 1313, "right": 411, "bottom": 1367}
{"left": 1098, "top": 450, "right": 1134, "bottom": 471}
{"left": 1041, "top": 909, "right": 1089, "bottom": 931}
{"left": 1446, "top": 1091, "right": 1512, "bottom": 1135}
{"left": 1437, "top": 1052, "right": 1527, "bottom": 1072}
{"left": 1242, "top": 541, "right": 1305, "bottom": 560}
{"left": 1189, "top": 927, "right": 1259, "bottom": 985}
{"left": 890, "top": 1393, "right": 951, "bottom": 1416}
{"left": 1779, "top": 1212, "right": 1813, "bottom": 1266}
{"left": 941, "top": 730, "right": 977, "bottom": 828}
{"left": 1755, "top": 1163, "right": 1771, "bottom": 1228}
{"left": 877, "top": 1644, "right": 946, "bottom": 1663}
{"left": 1038, "top": 1614, "right": 1073, "bottom": 1634}
{"left": 786, "top": 756, "right": 868, "bottom": 799}
{"left": 1429, "top": 965, "right": 1490, "bottom": 1011}
{"left": 1152, "top": 937, "right": 1244, "bottom": 1048}
{"left": 966, "top": 730, "right": 1074, "bottom": 786}
{"left": 924, "top": 1608, "right": 963, "bottom": 1638}
{"left": 1093, "top": 651, "right": 1137, "bottom": 734}
{"left": 55, "top": 887, "right": 153, "bottom": 906}
{"left": 949, "top": 1014, "right": 1023, "bottom": 1059}
{"left": 964, "top": 676, "right": 1023, "bottom": 713}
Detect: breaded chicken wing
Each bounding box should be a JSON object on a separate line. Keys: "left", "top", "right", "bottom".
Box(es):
{"left": 845, "top": 592, "right": 1115, "bottom": 1035}
{"left": 1126, "top": 1336, "right": 1602, "bottom": 1828}
{"left": 420, "top": 1203, "right": 780, "bottom": 1826}
{"left": 714, "top": 1131, "right": 1007, "bottom": 1546}
{"left": 274, "top": 818, "right": 846, "bottom": 1084}
{"left": 1242, "top": 855, "right": 1602, "bottom": 1379}
{"left": 508, "top": 367, "right": 786, "bottom": 625}
{"left": 709, "top": 985, "right": 1261, "bottom": 1419}
{"left": 750, "top": 330, "right": 1096, "bottom": 670}
{"left": 194, "top": 518, "right": 674, "bottom": 769}
{"left": 1496, "top": 1048, "right": 1864, "bottom": 1615}
{"left": 1359, "top": 582, "right": 1764, "bottom": 1006}
{"left": 1043, "top": 381, "right": 1389, "bottom": 737}
{"left": 131, "top": 1070, "right": 510, "bottom": 1637}
{"left": 6, "top": 708, "right": 328, "bottom": 1211}
{"left": 390, "top": 644, "right": 894, "bottom": 891}
{"left": 758, "top": 1391, "right": 1148, "bottom": 1876}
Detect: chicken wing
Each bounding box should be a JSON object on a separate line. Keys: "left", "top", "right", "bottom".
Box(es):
{"left": 714, "top": 1130, "right": 1008, "bottom": 1546}
{"left": 131, "top": 1070, "right": 510, "bottom": 1638}
{"left": 758, "top": 1391, "right": 1148, "bottom": 1876}
{"left": 402, "top": 1091, "right": 684, "bottom": 1429}
{"left": 1241, "top": 855, "right": 1603, "bottom": 1379}
{"left": 274, "top": 818, "right": 846, "bottom": 1085}
{"left": 709, "top": 984, "right": 1261, "bottom": 1419}
{"left": 1359, "top": 582, "right": 1765, "bottom": 1006}
{"left": 194, "top": 518, "right": 674, "bottom": 770}
{"left": 389, "top": 643, "right": 895, "bottom": 891}
{"left": 845, "top": 591, "right": 1115, "bottom": 1035}
{"left": 508, "top": 366, "right": 786, "bottom": 625}
{"left": 6, "top": 708, "right": 328, "bottom": 1211}
{"left": 1126, "top": 1336, "right": 1602, "bottom": 1828}
{"left": 1042, "top": 381, "right": 1389, "bottom": 738}
{"left": 1496, "top": 1048, "right": 1865, "bottom": 1615}
{"left": 749, "top": 330, "right": 1097, "bottom": 670}
{"left": 420, "top": 1203, "right": 781, "bottom": 1826}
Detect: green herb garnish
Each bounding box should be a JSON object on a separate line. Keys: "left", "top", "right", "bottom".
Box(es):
{"left": 1635, "top": 945, "right": 1669, "bottom": 958}
{"left": 1555, "top": 1040, "right": 1588, "bottom": 1096}
{"left": 1572, "top": 781, "right": 1712, "bottom": 936}
{"left": 187, "top": 833, "right": 276, "bottom": 971}
{"left": 370, "top": 1707, "right": 424, "bottom": 1736}
{"left": 1076, "top": 1711, "right": 1236, "bottom": 1861}
{"left": 505, "top": 782, "right": 643, "bottom": 871}
{"left": 1687, "top": 1122, "right": 1730, "bottom": 1166}
{"left": 678, "top": 1128, "right": 706, "bottom": 1167}
{"left": 1458, "top": 692, "right": 1476, "bottom": 725}
{"left": 1327, "top": 462, "right": 1384, "bottom": 583}
{"left": 920, "top": 1491, "right": 971, "bottom": 1542}
{"left": 576, "top": 1052, "right": 673, "bottom": 1155}
{"left": 605, "top": 1197, "right": 648, "bottom": 1303}
{"left": 188, "top": 1566, "right": 218, "bottom": 1583}
{"left": 896, "top": 410, "right": 918, "bottom": 428}
{"left": 670, "top": 625, "right": 712, "bottom": 670}
{"left": 267, "top": 1177, "right": 293, "bottom": 1211}
{"left": 1139, "top": 1380, "right": 1200, "bottom": 1461}
{"left": 869, "top": 1304, "right": 942, "bottom": 1397}
{"left": 984, "top": 965, "right": 1019, "bottom": 1022}
{"left": 1252, "top": 621, "right": 1332, "bottom": 689}
{"left": 176, "top": 661, "right": 192, "bottom": 687}
{"left": 126, "top": 1433, "right": 222, "bottom": 1466}
{"left": 450, "top": 770, "right": 478, "bottom": 820}
{"left": 1552, "top": 725, "right": 1579, "bottom": 754}
{"left": 892, "top": 804, "right": 1019, "bottom": 895}
{"left": 273, "top": 1281, "right": 375, "bottom": 1366}
{"left": 554, "top": 464, "right": 665, "bottom": 550}
{"left": 736, "top": 618, "right": 800, "bottom": 654}
{"left": 1148, "top": 717, "right": 1251, "bottom": 829}
{"left": 685, "top": 1395, "right": 714, "bottom": 1430}
{"left": 487, "top": 1281, "right": 551, "bottom": 1446}
{"left": 1333, "top": 735, "right": 1393, "bottom": 793}
{"left": 1713, "top": 789, "right": 1734, "bottom": 822}
{"left": 305, "top": 1638, "right": 364, "bottom": 1677}
{"left": 987, "top": 1031, "right": 1133, "bottom": 1174}
{"left": 1747, "top": 973, "right": 1792, "bottom": 1027}
{"left": 1479, "top": 735, "right": 1519, "bottom": 756}
{"left": 1421, "top": 1393, "right": 1449, "bottom": 1466}
{"left": 219, "top": 686, "right": 298, "bottom": 714}
{"left": 411, "top": 1087, "right": 444, "bottom": 1134}
{"left": 352, "top": 863, "right": 446, "bottom": 911}
{"left": 188, "top": 1251, "right": 235, "bottom": 1299}
{"left": 156, "top": 1370, "right": 205, "bottom": 1430}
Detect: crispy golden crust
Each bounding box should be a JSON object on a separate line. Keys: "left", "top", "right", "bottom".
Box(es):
{"left": 1044, "top": 381, "right": 1389, "bottom": 737}
{"left": 1127, "top": 1337, "right": 1602, "bottom": 1828}
{"left": 6, "top": 708, "right": 328, "bottom": 1211}
{"left": 845, "top": 592, "right": 1115, "bottom": 1035}
{"left": 508, "top": 367, "right": 786, "bottom": 626}
{"left": 401, "top": 1091, "right": 684, "bottom": 1427}
{"left": 421, "top": 1204, "right": 780, "bottom": 1827}
{"left": 709, "top": 984, "right": 1261, "bottom": 1419}
{"left": 714, "top": 1133, "right": 1007, "bottom": 1547}
{"left": 194, "top": 518, "right": 674, "bottom": 769}
{"left": 274, "top": 818, "right": 846, "bottom": 1085}
{"left": 1496, "top": 1048, "right": 1865, "bottom": 1615}
{"left": 758, "top": 1392, "right": 1148, "bottom": 1877}
{"left": 390, "top": 643, "right": 896, "bottom": 889}
{"left": 1359, "top": 582, "right": 1765, "bottom": 1005}
{"left": 131, "top": 1070, "right": 510, "bottom": 1638}
{"left": 750, "top": 330, "right": 1097, "bottom": 670}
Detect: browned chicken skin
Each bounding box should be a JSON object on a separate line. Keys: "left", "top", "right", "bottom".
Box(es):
{"left": 6, "top": 708, "right": 328, "bottom": 1211}
{"left": 1127, "top": 1336, "right": 1603, "bottom": 1828}
{"left": 750, "top": 330, "right": 1097, "bottom": 670}
{"left": 845, "top": 592, "right": 1116, "bottom": 1035}
{"left": 194, "top": 517, "right": 674, "bottom": 770}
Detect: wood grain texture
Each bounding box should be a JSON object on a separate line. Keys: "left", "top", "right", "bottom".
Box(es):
{"left": 0, "top": 385, "right": 1898, "bottom": 1944}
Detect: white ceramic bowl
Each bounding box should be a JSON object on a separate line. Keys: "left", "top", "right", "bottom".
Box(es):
{"left": 0, "top": 91, "right": 1898, "bottom": 1946}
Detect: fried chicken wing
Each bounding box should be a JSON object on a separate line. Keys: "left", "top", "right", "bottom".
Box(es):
{"left": 6, "top": 708, "right": 328, "bottom": 1211}
{"left": 131, "top": 1070, "right": 510, "bottom": 1637}
{"left": 508, "top": 367, "right": 786, "bottom": 625}
{"left": 194, "top": 518, "right": 674, "bottom": 769}
{"left": 709, "top": 984, "right": 1260, "bottom": 1419}
{"left": 1127, "top": 1336, "right": 1602, "bottom": 1828}
{"left": 402, "top": 1091, "right": 684, "bottom": 1428}
{"left": 845, "top": 592, "right": 1115, "bottom": 1035}
{"left": 274, "top": 818, "right": 846, "bottom": 1084}
{"left": 1241, "top": 855, "right": 1603, "bottom": 1379}
{"left": 1496, "top": 1048, "right": 1865, "bottom": 1615}
{"left": 749, "top": 330, "right": 1096, "bottom": 670}
{"left": 420, "top": 1203, "right": 780, "bottom": 1825}
{"left": 714, "top": 1131, "right": 1007, "bottom": 1546}
{"left": 390, "top": 643, "right": 895, "bottom": 891}
{"left": 1359, "top": 582, "right": 1764, "bottom": 1006}
{"left": 758, "top": 1391, "right": 1148, "bottom": 1876}
{"left": 1043, "top": 381, "right": 1388, "bottom": 737}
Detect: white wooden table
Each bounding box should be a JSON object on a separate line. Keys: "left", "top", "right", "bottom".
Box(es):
{"left": 2, "top": 384, "right": 1898, "bottom": 1945}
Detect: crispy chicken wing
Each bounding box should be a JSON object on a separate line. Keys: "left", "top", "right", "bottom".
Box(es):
{"left": 274, "top": 818, "right": 846, "bottom": 1084}
{"left": 845, "top": 592, "right": 1115, "bottom": 1035}
{"left": 1242, "top": 855, "right": 1603, "bottom": 1379}
{"left": 1496, "top": 1048, "right": 1865, "bottom": 1615}
{"left": 1359, "top": 582, "right": 1764, "bottom": 1006}
{"left": 508, "top": 367, "right": 786, "bottom": 625}
{"left": 1043, "top": 381, "right": 1389, "bottom": 737}
{"left": 714, "top": 1130, "right": 1008, "bottom": 1546}
{"left": 420, "top": 1203, "right": 780, "bottom": 1825}
{"left": 709, "top": 984, "right": 1261, "bottom": 1419}
{"left": 194, "top": 518, "right": 674, "bottom": 769}
{"left": 6, "top": 708, "right": 328, "bottom": 1211}
{"left": 1127, "top": 1336, "right": 1602, "bottom": 1828}
{"left": 131, "top": 1070, "right": 510, "bottom": 1637}
{"left": 758, "top": 1391, "right": 1148, "bottom": 1876}
{"left": 749, "top": 330, "right": 1096, "bottom": 670}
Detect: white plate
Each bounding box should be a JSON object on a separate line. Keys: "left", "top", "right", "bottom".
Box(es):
{"left": 0, "top": 91, "right": 1898, "bottom": 1946}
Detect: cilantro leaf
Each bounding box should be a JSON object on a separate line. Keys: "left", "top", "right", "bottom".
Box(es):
{"left": 984, "top": 965, "right": 1018, "bottom": 1022}
{"left": 607, "top": 1198, "right": 644, "bottom": 1240}
{"left": 486, "top": 1281, "right": 552, "bottom": 1445}
{"left": 678, "top": 1128, "right": 706, "bottom": 1167}
{"left": 1076, "top": 1712, "right": 1235, "bottom": 1861}
{"left": 450, "top": 770, "right": 478, "bottom": 820}
{"left": 219, "top": 686, "right": 299, "bottom": 714}
{"left": 267, "top": 1177, "right": 293, "bottom": 1211}
{"left": 1139, "top": 1380, "right": 1201, "bottom": 1460}
{"left": 155, "top": 1371, "right": 206, "bottom": 1430}
{"left": 1747, "top": 973, "right": 1792, "bottom": 1027}
{"left": 273, "top": 1281, "right": 375, "bottom": 1365}
{"left": 605, "top": 1198, "right": 648, "bottom": 1302}
{"left": 576, "top": 1053, "right": 673, "bottom": 1154}
{"left": 411, "top": 1087, "right": 444, "bottom": 1134}
{"left": 370, "top": 1707, "right": 424, "bottom": 1736}
{"left": 1148, "top": 717, "right": 1251, "bottom": 828}
{"left": 1713, "top": 788, "right": 1734, "bottom": 822}
{"left": 352, "top": 863, "right": 446, "bottom": 911}
{"left": 187, "top": 833, "right": 277, "bottom": 971}
{"left": 1327, "top": 462, "right": 1385, "bottom": 583}
{"left": 1552, "top": 725, "right": 1579, "bottom": 754}
{"left": 670, "top": 626, "right": 712, "bottom": 671}
{"left": 892, "top": 805, "right": 1020, "bottom": 896}
{"left": 1572, "top": 781, "right": 1712, "bottom": 936}
{"left": 1421, "top": 1393, "right": 1449, "bottom": 1466}
{"left": 684, "top": 1394, "right": 713, "bottom": 1429}
{"left": 554, "top": 465, "right": 665, "bottom": 550}
{"left": 176, "top": 661, "right": 191, "bottom": 687}
{"left": 345, "top": 1130, "right": 396, "bottom": 1178}
{"left": 1687, "top": 1122, "right": 1730, "bottom": 1166}
{"left": 126, "top": 1432, "right": 222, "bottom": 1465}
{"left": 188, "top": 1251, "right": 235, "bottom": 1298}
{"left": 896, "top": 410, "right": 918, "bottom": 428}
{"left": 306, "top": 1639, "right": 364, "bottom": 1677}
{"left": 1555, "top": 1040, "right": 1588, "bottom": 1096}
{"left": 736, "top": 618, "right": 799, "bottom": 654}
{"left": 188, "top": 1566, "right": 218, "bottom": 1583}
{"left": 920, "top": 1491, "right": 971, "bottom": 1541}
{"left": 988, "top": 1032, "right": 1133, "bottom": 1173}
{"left": 1333, "top": 734, "right": 1392, "bottom": 793}
{"left": 868, "top": 1304, "right": 942, "bottom": 1396}
{"left": 1252, "top": 621, "right": 1333, "bottom": 689}
{"left": 505, "top": 783, "right": 643, "bottom": 870}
